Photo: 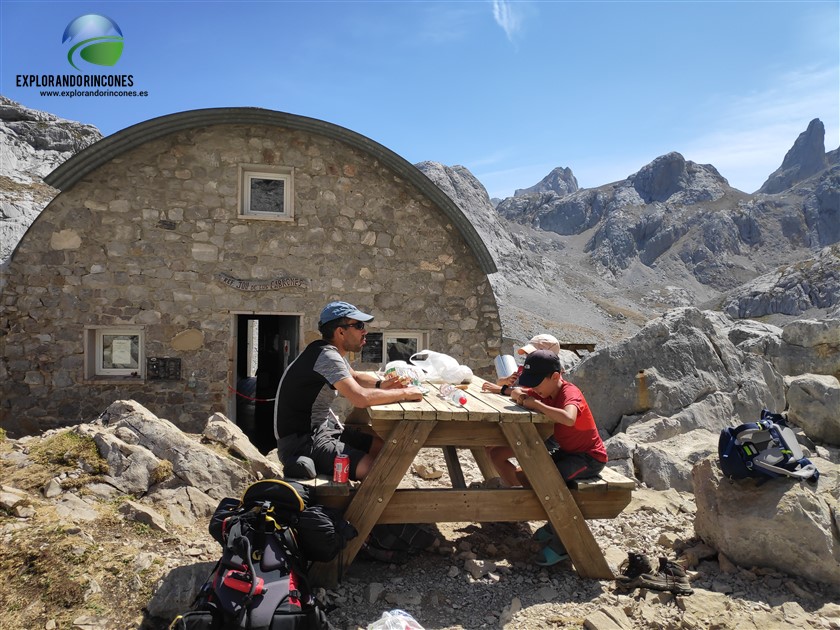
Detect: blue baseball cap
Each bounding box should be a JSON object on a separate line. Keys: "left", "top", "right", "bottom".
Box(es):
{"left": 517, "top": 350, "right": 562, "bottom": 387}
{"left": 319, "top": 301, "right": 374, "bottom": 326}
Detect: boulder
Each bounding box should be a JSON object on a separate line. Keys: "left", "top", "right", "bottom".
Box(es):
{"left": 87, "top": 429, "right": 166, "bottom": 495}
{"left": 147, "top": 486, "right": 219, "bottom": 528}
{"left": 202, "top": 412, "right": 283, "bottom": 479}
{"left": 99, "top": 400, "right": 251, "bottom": 499}
{"left": 785, "top": 374, "right": 840, "bottom": 447}
{"left": 634, "top": 429, "right": 718, "bottom": 492}
{"left": 692, "top": 456, "right": 840, "bottom": 589}
{"left": 145, "top": 562, "right": 216, "bottom": 621}
{"left": 774, "top": 318, "right": 840, "bottom": 378}
{"left": 571, "top": 308, "right": 784, "bottom": 434}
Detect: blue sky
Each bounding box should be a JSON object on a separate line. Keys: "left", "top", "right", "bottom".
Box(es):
{"left": 1, "top": 1, "right": 838, "bottom": 198}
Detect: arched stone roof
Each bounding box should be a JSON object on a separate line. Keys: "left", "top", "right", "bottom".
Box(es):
{"left": 44, "top": 107, "right": 497, "bottom": 274}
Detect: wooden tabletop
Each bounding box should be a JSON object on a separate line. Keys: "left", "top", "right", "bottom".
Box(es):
{"left": 362, "top": 373, "right": 554, "bottom": 424}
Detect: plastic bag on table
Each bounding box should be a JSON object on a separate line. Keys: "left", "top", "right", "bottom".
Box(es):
{"left": 409, "top": 351, "right": 471, "bottom": 384}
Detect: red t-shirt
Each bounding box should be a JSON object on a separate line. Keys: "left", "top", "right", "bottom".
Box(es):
{"left": 528, "top": 381, "right": 607, "bottom": 462}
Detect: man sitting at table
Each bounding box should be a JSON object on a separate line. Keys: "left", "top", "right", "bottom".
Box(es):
{"left": 274, "top": 301, "right": 424, "bottom": 481}
{"left": 491, "top": 349, "right": 607, "bottom": 566}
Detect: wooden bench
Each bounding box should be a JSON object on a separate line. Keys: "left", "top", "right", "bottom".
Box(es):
{"left": 311, "top": 465, "right": 635, "bottom": 522}
{"left": 294, "top": 474, "right": 352, "bottom": 497}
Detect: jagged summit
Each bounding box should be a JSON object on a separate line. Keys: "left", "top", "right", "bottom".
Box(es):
{"left": 629, "top": 151, "right": 730, "bottom": 204}
{"left": 758, "top": 118, "right": 830, "bottom": 194}
{"left": 514, "top": 166, "right": 579, "bottom": 198}
{"left": 0, "top": 96, "right": 102, "bottom": 264}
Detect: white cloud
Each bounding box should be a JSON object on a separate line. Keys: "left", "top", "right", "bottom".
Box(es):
{"left": 491, "top": 0, "right": 522, "bottom": 42}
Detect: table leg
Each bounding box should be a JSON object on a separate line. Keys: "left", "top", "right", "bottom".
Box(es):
{"left": 501, "top": 422, "right": 613, "bottom": 580}
{"left": 469, "top": 447, "right": 498, "bottom": 481}
{"left": 442, "top": 446, "right": 466, "bottom": 488}
{"left": 309, "top": 419, "right": 437, "bottom": 586}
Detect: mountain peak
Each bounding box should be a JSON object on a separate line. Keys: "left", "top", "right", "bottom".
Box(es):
{"left": 758, "top": 118, "right": 828, "bottom": 194}
{"left": 629, "top": 151, "right": 728, "bottom": 203}
{"left": 514, "top": 166, "right": 578, "bottom": 197}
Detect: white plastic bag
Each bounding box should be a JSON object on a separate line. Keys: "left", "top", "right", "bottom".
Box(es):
{"left": 409, "top": 350, "right": 471, "bottom": 384}
{"left": 367, "top": 609, "right": 425, "bottom": 630}
{"left": 440, "top": 363, "right": 473, "bottom": 384}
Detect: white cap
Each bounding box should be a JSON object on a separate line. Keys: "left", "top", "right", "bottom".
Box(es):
{"left": 519, "top": 333, "right": 560, "bottom": 355}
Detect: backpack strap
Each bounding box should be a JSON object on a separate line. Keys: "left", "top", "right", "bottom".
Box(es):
{"left": 752, "top": 457, "right": 820, "bottom": 481}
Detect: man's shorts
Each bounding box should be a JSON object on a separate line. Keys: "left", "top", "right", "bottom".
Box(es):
{"left": 551, "top": 450, "right": 605, "bottom": 481}
{"left": 310, "top": 418, "right": 374, "bottom": 480}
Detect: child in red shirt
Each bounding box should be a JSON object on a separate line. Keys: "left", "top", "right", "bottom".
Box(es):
{"left": 490, "top": 350, "right": 607, "bottom": 565}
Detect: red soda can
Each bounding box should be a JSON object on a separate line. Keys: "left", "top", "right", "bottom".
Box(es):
{"left": 333, "top": 454, "right": 350, "bottom": 483}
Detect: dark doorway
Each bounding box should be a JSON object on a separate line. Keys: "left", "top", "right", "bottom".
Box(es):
{"left": 235, "top": 314, "right": 300, "bottom": 454}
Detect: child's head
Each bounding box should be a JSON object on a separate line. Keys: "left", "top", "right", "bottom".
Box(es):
{"left": 518, "top": 350, "right": 564, "bottom": 396}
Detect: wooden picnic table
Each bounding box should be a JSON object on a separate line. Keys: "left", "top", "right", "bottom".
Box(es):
{"left": 310, "top": 373, "right": 624, "bottom": 584}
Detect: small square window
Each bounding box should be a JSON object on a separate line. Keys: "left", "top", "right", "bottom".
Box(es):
{"left": 85, "top": 327, "right": 145, "bottom": 379}
{"left": 240, "top": 165, "right": 294, "bottom": 220}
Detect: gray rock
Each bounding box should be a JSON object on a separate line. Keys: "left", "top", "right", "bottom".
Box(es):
{"left": 572, "top": 308, "right": 784, "bottom": 435}
{"left": 785, "top": 374, "right": 840, "bottom": 446}
{"left": 55, "top": 493, "right": 98, "bottom": 522}
{"left": 202, "top": 412, "right": 283, "bottom": 479}
{"left": 148, "top": 486, "right": 218, "bottom": 528}
{"left": 692, "top": 455, "right": 840, "bottom": 588}
{"left": 100, "top": 400, "right": 252, "bottom": 499}
{"left": 90, "top": 430, "right": 165, "bottom": 495}
{"left": 42, "top": 478, "right": 62, "bottom": 498}
{"left": 0, "top": 96, "right": 101, "bottom": 264}
{"left": 146, "top": 562, "right": 217, "bottom": 620}
{"left": 514, "top": 166, "right": 579, "bottom": 197}
{"left": 119, "top": 499, "right": 168, "bottom": 532}
{"left": 759, "top": 119, "right": 829, "bottom": 194}
{"left": 722, "top": 245, "right": 840, "bottom": 318}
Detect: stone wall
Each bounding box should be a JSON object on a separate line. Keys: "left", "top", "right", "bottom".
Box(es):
{"left": 0, "top": 123, "right": 501, "bottom": 435}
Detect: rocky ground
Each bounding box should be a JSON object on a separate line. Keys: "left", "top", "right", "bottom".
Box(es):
{"left": 2, "top": 433, "right": 838, "bottom": 630}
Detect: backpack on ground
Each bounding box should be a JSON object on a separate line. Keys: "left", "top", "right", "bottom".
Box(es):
{"left": 169, "top": 479, "right": 355, "bottom": 630}
{"left": 718, "top": 410, "right": 820, "bottom": 482}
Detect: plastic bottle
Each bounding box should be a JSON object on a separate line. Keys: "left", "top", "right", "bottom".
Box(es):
{"left": 439, "top": 384, "right": 467, "bottom": 406}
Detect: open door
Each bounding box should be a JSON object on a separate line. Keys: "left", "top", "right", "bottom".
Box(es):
{"left": 234, "top": 314, "right": 300, "bottom": 454}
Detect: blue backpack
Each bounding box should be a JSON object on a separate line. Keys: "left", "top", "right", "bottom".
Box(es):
{"left": 718, "top": 410, "right": 820, "bottom": 482}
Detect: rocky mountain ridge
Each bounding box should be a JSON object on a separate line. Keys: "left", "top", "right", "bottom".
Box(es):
{"left": 420, "top": 118, "right": 839, "bottom": 347}
{"left": 0, "top": 95, "right": 102, "bottom": 264}
{"left": 1, "top": 97, "right": 838, "bottom": 350}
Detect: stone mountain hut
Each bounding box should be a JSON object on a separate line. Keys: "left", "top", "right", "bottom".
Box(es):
{"left": 1, "top": 107, "right": 501, "bottom": 450}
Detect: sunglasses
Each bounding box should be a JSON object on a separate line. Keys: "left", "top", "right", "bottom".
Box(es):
{"left": 338, "top": 321, "right": 366, "bottom": 331}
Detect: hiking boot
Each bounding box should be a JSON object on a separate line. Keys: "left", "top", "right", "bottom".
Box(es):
{"left": 615, "top": 552, "right": 654, "bottom": 588}
{"left": 636, "top": 557, "right": 693, "bottom": 595}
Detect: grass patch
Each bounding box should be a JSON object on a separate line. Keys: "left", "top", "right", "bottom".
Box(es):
{"left": 29, "top": 430, "right": 108, "bottom": 475}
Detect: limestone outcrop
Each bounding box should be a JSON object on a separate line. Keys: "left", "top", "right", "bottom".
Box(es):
{"left": 692, "top": 456, "right": 840, "bottom": 589}
{"left": 758, "top": 118, "right": 831, "bottom": 194}
{"left": 0, "top": 96, "right": 101, "bottom": 264}
{"left": 514, "top": 166, "right": 579, "bottom": 197}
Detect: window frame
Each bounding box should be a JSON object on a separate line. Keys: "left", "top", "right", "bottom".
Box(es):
{"left": 85, "top": 326, "right": 145, "bottom": 379}
{"left": 361, "top": 331, "right": 429, "bottom": 365}
{"left": 239, "top": 164, "right": 294, "bottom": 221}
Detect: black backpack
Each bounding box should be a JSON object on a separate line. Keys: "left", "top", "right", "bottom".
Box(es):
{"left": 170, "top": 479, "right": 355, "bottom": 630}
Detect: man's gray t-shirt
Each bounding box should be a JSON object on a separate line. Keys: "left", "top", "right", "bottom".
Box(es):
{"left": 273, "top": 339, "right": 352, "bottom": 440}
